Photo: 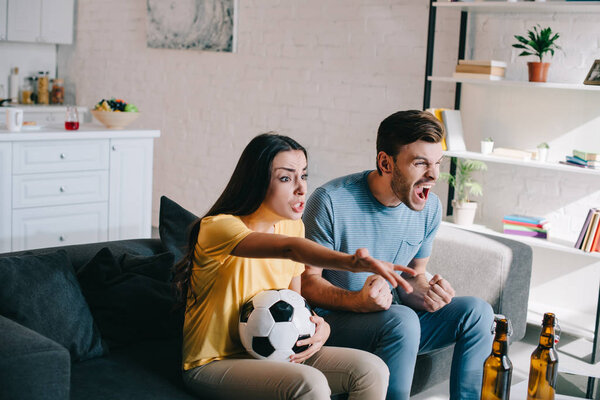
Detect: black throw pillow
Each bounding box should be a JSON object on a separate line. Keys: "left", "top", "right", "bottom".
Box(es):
{"left": 77, "top": 248, "right": 183, "bottom": 348}
{"left": 158, "top": 195, "right": 198, "bottom": 264}
{"left": 0, "top": 250, "right": 107, "bottom": 361}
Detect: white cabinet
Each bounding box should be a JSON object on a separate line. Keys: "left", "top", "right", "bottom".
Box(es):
{"left": 6, "top": 0, "right": 74, "bottom": 44}
{"left": 0, "top": 0, "right": 7, "bottom": 41}
{"left": 0, "top": 143, "right": 11, "bottom": 253}
{"left": 0, "top": 129, "right": 159, "bottom": 252}
{"left": 108, "top": 138, "right": 154, "bottom": 241}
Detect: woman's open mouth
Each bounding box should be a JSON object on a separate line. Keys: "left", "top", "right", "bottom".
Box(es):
{"left": 291, "top": 202, "right": 304, "bottom": 213}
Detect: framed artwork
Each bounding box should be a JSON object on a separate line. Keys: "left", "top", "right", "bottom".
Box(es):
{"left": 583, "top": 59, "right": 600, "bottom": 85}
{"left": 146, "top": 0, "right": 236, "bottom": 52}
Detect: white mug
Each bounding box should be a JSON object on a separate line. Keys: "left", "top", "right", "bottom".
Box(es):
{"left": 6, "top": 108, "right": 24, "bottom": 132}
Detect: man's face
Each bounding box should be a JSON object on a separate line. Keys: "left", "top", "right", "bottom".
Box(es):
{"left": 389, "top": 140, "right": 443, "bottom": 211}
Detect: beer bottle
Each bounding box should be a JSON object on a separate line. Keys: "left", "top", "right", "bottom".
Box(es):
{"left": 481, "top": 316, "right": 513, "bottom": 400}
{"left": 527, "top": 313, "right": 559, "bottom": 400}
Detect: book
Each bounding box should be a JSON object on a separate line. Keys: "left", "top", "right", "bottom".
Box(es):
{"left": 503, "top": 229, "right": 547, "bottom": 239}
{"left": 501, "top": 219, "right": 547, "bottom": 229}
{"left": 492, "top": 147, "right": 533, "bottom": 161}
{"left": 575, "top": 208, "right": 597, "bottom": 249}
{"left": 452, "top": 72, "right": 504, "bottom": 81}
{"left": 583, "top": 212, "right": 600, "bottom": 252}
{"left": 573, "top": 149, "right": 600, "bottom": 161}
{"left": 566, "top": 155, "right": 588, "bottom": 165}
{"left": 571, "top": 155, "right": 599, "bottom": 168}
{"left": 441, "top": 109, "right": 466, "bottom": 151}
{"left": 504, "top": 214, "right": 548, "bottom": 225}
{"left": 589, "top": 215, "right": 600, "bottom": 252}
{"left": 503, "top": 223, "right": 548, "bottom": 233}
{"left": 425, "top": 108, "right": 448, "bottom": 151}
{"left": 455, "top": 64, "right": 506, "bottom": 76}
{"left": 458, "top": 59, "right": 508, "bottom": 68}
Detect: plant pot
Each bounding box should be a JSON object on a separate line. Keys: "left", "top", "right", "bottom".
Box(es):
{"left": 452, "top": 200, "right": 478, "bottom": 226}
{"left": 481, "top": 141, "right": 494, "bottom": 155}
{"left": 527, "top": 62, "right": 550, "bottom": 83}
{"left": 537, "top": 147, "right": 549, "bottom": 162}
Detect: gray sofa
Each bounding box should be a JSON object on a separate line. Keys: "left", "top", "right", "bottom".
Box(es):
{"left": 0, "top": 224, "right": 531, "bottom": 399}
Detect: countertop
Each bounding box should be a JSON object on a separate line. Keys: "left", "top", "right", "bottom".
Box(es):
{"left": 0, "top": 124, "right": 160, "bottom": 141}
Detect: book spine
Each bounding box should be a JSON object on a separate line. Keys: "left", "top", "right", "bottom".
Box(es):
{"left": 503, "top": 229, "right": 547, "bottom": 238}
{"left": 584, "top": 213, "right": 600, "bottom": 252}
{"left": 590, "top": 216, "right": 600, "bottom": 253}
{"left": 576, "top": 208, "right": 596, "bottom": 249}
{"left": 503, "top": 215, "right": 547, "bottom": 225}
{"left": 501, "top": 219, "right": 546, "bottom": 229}
{"left": 503, "top": 224, "right": 547, "bottom": 233}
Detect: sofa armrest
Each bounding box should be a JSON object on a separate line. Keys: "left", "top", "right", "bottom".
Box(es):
{"left": 428, "top": 225, "right": 533, "bottom": 342}
{"left": 0, "top": 315, "right": 70, "bottom": 400}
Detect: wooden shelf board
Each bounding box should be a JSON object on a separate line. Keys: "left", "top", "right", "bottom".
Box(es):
{"left": 428, "top": 75, "right": 600, "bottom": 91}
{"left": 441, "top": 221, "right": 600, "bottom": 259}
{"left": 433, "top": 1, "right": 600, "bottom": 13}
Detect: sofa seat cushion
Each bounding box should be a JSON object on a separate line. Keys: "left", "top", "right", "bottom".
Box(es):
{"left": 0, "top": 250, "right": 106, "bottom": 361}
{"left": 77, "top": 248, "right": 183, "bottom": 348}
{"left": 71, "top": 338, "right": 195, "bottom": 400}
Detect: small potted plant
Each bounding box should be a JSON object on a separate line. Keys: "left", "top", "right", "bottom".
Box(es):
{"left": 481, "top": 137, "right": 494, "bottom": 155}
{"left": 440, "top": 159, "right": 487, "bottom": 225}
{"left": 537, "top": 142, "right": 549, "bottom": 162}
{"left": 512, "top": 25, "right": 561, "bottom": 82}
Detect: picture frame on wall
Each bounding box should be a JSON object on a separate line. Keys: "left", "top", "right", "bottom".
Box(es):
{"left": 583, "top": 59, "right": 600, "bottom": 85}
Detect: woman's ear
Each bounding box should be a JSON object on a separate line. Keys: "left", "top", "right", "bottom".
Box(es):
{"left": 377, "top": 151, "right": 394, "bottom": 175}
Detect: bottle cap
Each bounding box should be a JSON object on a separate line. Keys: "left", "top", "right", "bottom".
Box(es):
{"left": 491, "top": 315, "right": 512, "bottom": 336}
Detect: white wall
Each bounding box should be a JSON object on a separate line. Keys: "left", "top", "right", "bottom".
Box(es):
{"left": 58, "top": 0, "right": 459, "bottom": 222}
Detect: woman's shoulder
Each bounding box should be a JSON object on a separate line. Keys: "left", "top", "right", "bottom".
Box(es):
{"left": 200, "top": 214, "right": 248, "bottom": 234}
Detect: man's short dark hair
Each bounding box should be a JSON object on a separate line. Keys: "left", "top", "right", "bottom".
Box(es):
{"left": 376, "top": 110, "right": 444, "bottom": 174}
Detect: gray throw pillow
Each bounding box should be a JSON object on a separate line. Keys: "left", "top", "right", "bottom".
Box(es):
{"left": 0, "top": 250, "right": 106, "bottom": 361}
{"left": 158, "top": 196, "right": 198, "bottom": 263}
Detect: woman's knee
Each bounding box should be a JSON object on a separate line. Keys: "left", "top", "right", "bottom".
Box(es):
{"left": 289, "top": 365, "right": 331, "bottom": 400}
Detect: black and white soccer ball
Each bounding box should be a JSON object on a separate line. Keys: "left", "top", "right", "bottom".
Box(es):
{"left": 239, "top": 289, "right": 316, "bottom": 361}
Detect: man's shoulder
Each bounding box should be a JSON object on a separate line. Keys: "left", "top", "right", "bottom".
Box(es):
{"left": 317, "top": 171, "right": 369, "bottom": 197}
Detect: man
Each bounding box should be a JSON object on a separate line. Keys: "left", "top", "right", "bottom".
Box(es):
{"left": 301, "top": 110, "right": 494, "bottom": 400}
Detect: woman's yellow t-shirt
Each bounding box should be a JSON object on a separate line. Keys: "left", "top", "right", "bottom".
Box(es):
{"left": 182, "top": 214, "right": 305, "bottom": 370}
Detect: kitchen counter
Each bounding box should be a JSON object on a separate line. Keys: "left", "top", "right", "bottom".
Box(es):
{"left": 0, "top": 124, "right": 160, "bottom": 141}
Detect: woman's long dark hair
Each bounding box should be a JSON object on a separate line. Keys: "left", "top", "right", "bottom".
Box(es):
{"left": 172, "top": 133, "right": 307, "bottom": 309}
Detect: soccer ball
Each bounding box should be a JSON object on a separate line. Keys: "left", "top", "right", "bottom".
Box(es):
{"left": 239, "top": 289, "right": 316, "bottom": 361}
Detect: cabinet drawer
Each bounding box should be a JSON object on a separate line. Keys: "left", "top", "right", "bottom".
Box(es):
{"left": 13, "top": 171, "right": 108, "bottom": 208}
{"left": 12, "top": 203, "right": 108, "bottom": 251}
{"left": 13, "top": 140, "right": 109, "bottom": 174}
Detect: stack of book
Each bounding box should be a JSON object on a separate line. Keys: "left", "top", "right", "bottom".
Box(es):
{"left": 561, "top": 150, "right": 600, "bottom": 169}
{"left": 503, "top": 215, "right": 549, "bottom": 239}
{"left": 575, "top": 208, "right": 600, "bottom": 252}
{"left": 453, "top": 60, "right": 507, "bottom": 81}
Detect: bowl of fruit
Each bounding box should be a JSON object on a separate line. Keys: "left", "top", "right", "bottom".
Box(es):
{"left": 91, "top": 98, "right": 140, "bottom": 129}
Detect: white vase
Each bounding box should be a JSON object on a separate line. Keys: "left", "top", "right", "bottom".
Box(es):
{"left": 537, "top": 147, "right": 548, "bottom": 162}
{"left": 481, "top": 141, "right": 494, "bottom": 155}
{"left": 452, "top": 200, "right": 478, "bottom": 226}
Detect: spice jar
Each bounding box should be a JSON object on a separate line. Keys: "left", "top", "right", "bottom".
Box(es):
{"left": 36, "top": 71, "right": 49, "bottom": 105}
{"left": 50, "top": 78, "right": 64, "bottom": 104}
{"left": 21, "top": 78, "right": 34, "bottom": 105}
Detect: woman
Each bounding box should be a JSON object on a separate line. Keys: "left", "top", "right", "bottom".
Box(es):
{"left": 173, "top": 133, "right": 415, "bottom": 400}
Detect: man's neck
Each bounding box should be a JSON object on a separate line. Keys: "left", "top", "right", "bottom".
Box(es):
{"left": 367, "top": 170, "right": 402, "bottom": 207}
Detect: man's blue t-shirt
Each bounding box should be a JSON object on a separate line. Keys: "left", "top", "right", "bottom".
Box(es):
{"left": 303, "top": 170, "right": 442, "bottom": 293}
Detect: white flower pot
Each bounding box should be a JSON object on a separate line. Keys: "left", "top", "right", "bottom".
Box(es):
{"left": 452, "top": 200, "right": 478, "bottom": 226}
{"left": 481, "top": 141, "right": 494, "bottom": 155}
{"left": 537, "top": 147, "right": 548, "bottom": 162}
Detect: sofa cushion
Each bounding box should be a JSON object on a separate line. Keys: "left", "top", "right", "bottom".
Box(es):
{"left": 159, "top": 196, "right": 198, "bottom": 263}
{"left": 77, "top": 248, "right": 183, "bottom": 348}
{"left": 0, "top": 250, "right": 106, "bottom": 361}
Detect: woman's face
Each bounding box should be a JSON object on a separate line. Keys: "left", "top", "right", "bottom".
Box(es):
{"left": 262, "top": 150, "right": 307, "bottom": 220}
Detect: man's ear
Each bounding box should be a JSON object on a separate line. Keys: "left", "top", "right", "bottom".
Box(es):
{"left": 377, "top": 151, "right": 394, "bottom": 175}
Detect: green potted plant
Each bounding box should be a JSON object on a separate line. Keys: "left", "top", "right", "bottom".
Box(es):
{"left": 440, "top": 159, "right": 487, "bottom": 225}
{"left": 536, "top": 142, "right": 549, "bottom": 162}
{"left": 481, "top": 137, "right": 494, "bottom": 155}
{"left": 512, "top": 25, "right": 561, "bottom": 83}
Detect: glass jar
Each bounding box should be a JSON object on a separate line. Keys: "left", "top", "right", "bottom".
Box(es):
{"left": 21, "top": 78, "right": 34, "bottom": 105}
{"left": 50, "top": 78, "right": 65, "bottom": 104}
{"left": 36, "top": 71, "right": 49, "bottom": 105}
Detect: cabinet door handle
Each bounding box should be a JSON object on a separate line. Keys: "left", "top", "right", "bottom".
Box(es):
{"left": 59, "top": 235, "right": 65, "bottom": 242}
{"left": 60, "top": 153, "right": 67, "bottom": 159}
{"left": 112, "top": 145, "right": 117, "bottom": 151}
{"left": 59, "top": 186, "right": 66, "bottom": 193}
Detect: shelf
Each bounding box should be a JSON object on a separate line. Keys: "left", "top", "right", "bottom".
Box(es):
{"left": 428, "top": 76, "right": 600, "bottom": 91}
{"left": 444, "top": 150, "right": 600, "bottom": 176}
{"left": 433, "top": 1, "right": 600, "bottom": 14}
{"left": 441, "top": 221, "right": 600, "bottom": 259}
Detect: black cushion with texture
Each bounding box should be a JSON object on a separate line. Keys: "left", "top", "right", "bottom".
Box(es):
{"left": 77, "top": 248, "right": 182, "bottom": 348}
{"left": 158, "top": 196, "right": 198, "bottom": 263}
{"left": 0, "top": 250, "right": 106, "bottom": 361}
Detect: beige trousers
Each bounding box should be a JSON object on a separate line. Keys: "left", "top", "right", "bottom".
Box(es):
{"left": 182, "top": 346, "right": 389, "bottom": 400}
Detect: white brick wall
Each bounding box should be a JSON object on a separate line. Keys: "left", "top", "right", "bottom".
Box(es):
{"left": 58, "top": 0, "right": 600, "bottom": 244}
